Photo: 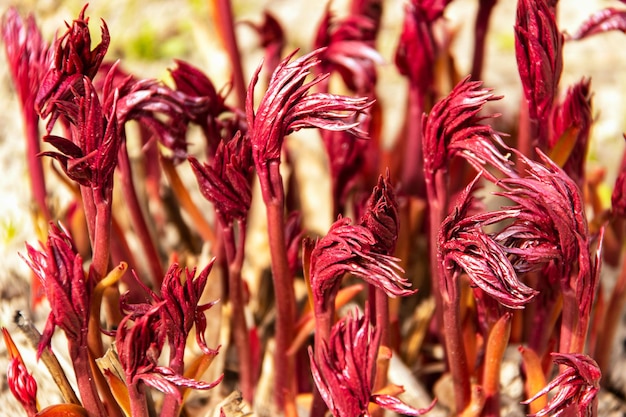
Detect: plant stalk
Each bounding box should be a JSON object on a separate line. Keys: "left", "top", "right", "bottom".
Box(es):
{"left": 128, "top": 383, "right": 149, "bottom": 417}
{"left": 223, "top": 221, "right": 254, "bottom": 403}
{"left": 258, "top": 160, "right": 296, "bottom": 413}
{"left": 441, "top": 270, "right": 471, "bottom": 413}
{"left": 470, "top": 0, "right": 497, "bottom": 81}
{"left": 310, "top": 301, "right": 333, "bottom": 417}
{"left": 117, "top": 143, "right": 163, "bottom": 286}
{"left": 596, "top": 248, "right": 626, "bottom": 374}
{"left": 23, "top": 108, "right": 51, "bottom": 221}
{"left": 401, "top": 84, "right": 425, "bottom": 198}
{"left": 70, "top": 341, "right": 107, "bottom": 417}
{"left": 210, "top": 0, "right": 247, "bottom": 108}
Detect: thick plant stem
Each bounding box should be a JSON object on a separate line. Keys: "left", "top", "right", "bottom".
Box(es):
{"left": 89, "top": 264, "right": 126, "bottom": 417}
{"left": 440, "top": 270, "right": 471, "bottom": 414}
{"left": 401, "top": 84, "right": 425, "bottom": 197}
{"left": 311, "top": 301, "right": 333, "bottom": 417}
{"left": 223, "top": 222, "right": 254, "bottom": 403}
{"left": 258, "top": 161, "right": 296, "bottom": 412}
{"left": 596, "top": 250, "right": 626, "bottom": 374}
{"left": 470, "top": 0, "right": 497, "bottom": 82}
{"left": 117, "top": 144, "right": 163, "bottom": 286}
{"left": 91, "top": 193, "right": 113, "bottom": 282}
{"left": 425, "top": 170, "right": 447, "bottom": 335}
{"left": 70, "top": 342, "right": 107, "bottom": 417}
{"left": 23, "top": 108, "right": 51, "bottom": 221}
{"left": 80, "top": 185, "right": 97, "bottom": 244}
{"left": 559, "top": 289, "right": 580, "bottom": 355}
{"left": 128, "top": 383, "right": 149, "bottom": 417}
{"left": 370, "top": 287, "right": 389, "bottom": 417}
{"left": 210, "top": 0, "right": 246, "bottom": 108}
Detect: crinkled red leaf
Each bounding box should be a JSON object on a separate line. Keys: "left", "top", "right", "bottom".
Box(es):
{"left": 22, "top": 224, "right": 91, "bottom": 357}
{"left": 570, "top": 7, "right": 626, "bottom": 40}
{"left": 422, "top": 76, "right": 512, "bottom": 183}
{"left": 439, "top": 177, "right": 537, "bottom": 308}
{"left": 522, "top": 353, "right": 600, "bottom": 417}
{"left": 514, "top": 0, "right": 563, "bottom": 124}
{"left": 308, "top": 308, "right": 380, "bottom": 417}
{"left": 310, "top": 217, "right": 414, "bottom": 312}
{"left": 246, "top": 48, "right": 373, "bottom": 168}
{"left": 36, "top": 5, "right": 109, "bottom": 119}
{"left": 189, "top": 132, "right": 253, "bottom": 225}
{"left": 1, "top": 7, "right": 53, "bottom": 111}
{"left": 359, "top": 173, "right": 399, "bottom": 255}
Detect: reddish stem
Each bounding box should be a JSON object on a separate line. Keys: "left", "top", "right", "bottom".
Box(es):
{"left": 223, "top": 221, "right": 254, "bottom": 403}
{"left": 258, "top": 160, "right": 296, "bottom": 412}
{"left": 128, "top": 383, "right": 149, "bottom": 417}
{"left": 370, "top": 287, "right": 389, "bottom": 417}
{"left": 470, "top": 0, "right": 497, "bottom": 81}
{"left": 91, "top": 192, "right": 112, "bottom": 282}
{"left": 23, "top": 108, "right": 51, "bottom": 221}
{"left": 117, "top": 143, "right": 164, "bottom": 287}
{"left": 211, "top": 0, "right": 247, "bottom": 108}
{"left": 596, "top": 250, "right": 626, "bottom": 374}
{"left": 69, "top": 340, "right": 107, "bottom": 417}
{"left": 401, "top": 84, "right": 425, "bottom": 197}
{"left": 310, "top": 300, "right": 333, "bottom": 417}
{"left": 440, "top": 269, "right": 471, "bottom": 414}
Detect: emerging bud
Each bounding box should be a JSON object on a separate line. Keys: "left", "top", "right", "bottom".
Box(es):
{"left": 394, "top": 0, "right": 441, "bottom": 92}
{"left": 359, "top": 173, "right": 399, "bottom": 255}
{"left": 310, "top": 217, "right": 414, "bottom": 312}
{"left": 189, "top": 132, "right": 253, "bottom": 226}
{"left": 439, "top": 178, "right": 537, "bottom": 309}
{"left": 22, "top": 223, "right": 92, "bottom": 358}
{"left": 522, "top": 353, "right": 600, "bottom": 417}
{"left": 422, "top": 76, "right": 513, "bottom": 184}
{"left": 309, "top": 308, "right": 434, "bottom": 417}
{"left": 3, "top": 328, "right": 38, "bottom": 416}
{"left": 7, "top": 359, "right": 38, "bottom": 415}
{"left": 514, "top": 0, "right": 563, "bottom": 127}
{"left": 314, "top": 4, "right": 382, "bottom": 94}
{"left": 1, "top": 7, "right": 53, "bottom": 112}
{"left": 36, "top": 4, "right": 110, "bottom": 120}
{"left": 246, "top": 48, "right": 373, "bottom": 168}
